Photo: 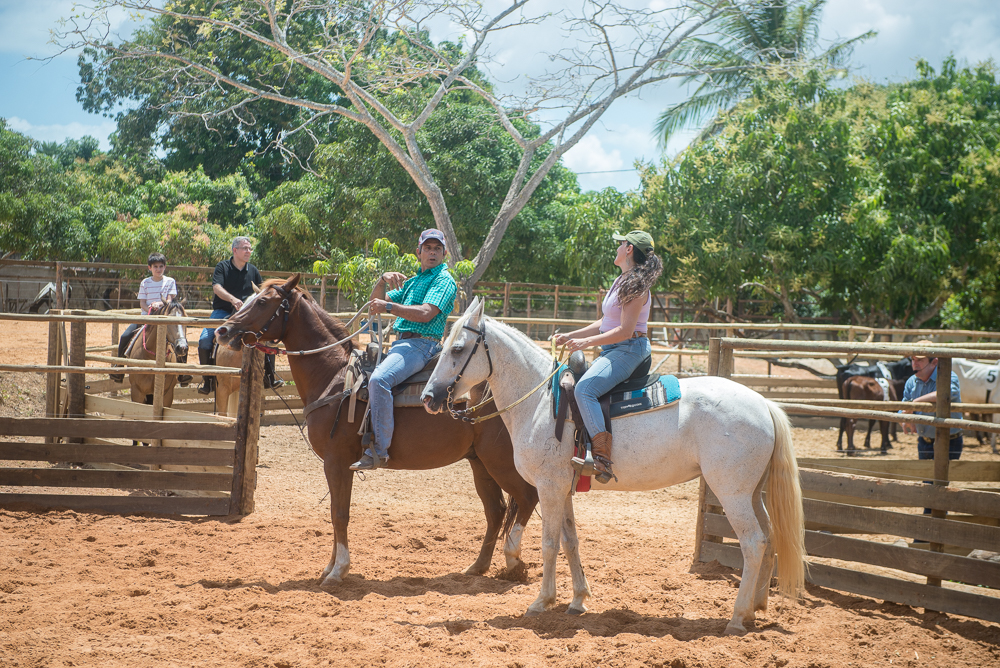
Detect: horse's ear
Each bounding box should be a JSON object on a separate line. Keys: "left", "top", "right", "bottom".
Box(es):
{"left": 467, "top": 295, "right": 485, "bottom": 326}
{"left": 252, "top": 283, "right": 261, "bottom": 294}
{"left": 281, "top": 274, "right": 301, "bottom": 293}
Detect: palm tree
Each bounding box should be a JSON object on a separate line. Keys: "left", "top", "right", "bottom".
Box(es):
{"left": 656, "top": 0, "right": 874, "bottom": 147}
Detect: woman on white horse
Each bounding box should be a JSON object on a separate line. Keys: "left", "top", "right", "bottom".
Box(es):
{"left": 553, "top": 230, "right": 662, "bottom": 482}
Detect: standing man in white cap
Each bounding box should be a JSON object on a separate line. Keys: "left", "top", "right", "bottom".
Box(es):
{"left": 350, "top": 229, "right": 458, "bottom": 471}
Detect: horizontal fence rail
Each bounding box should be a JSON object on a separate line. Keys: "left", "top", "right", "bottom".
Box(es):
{"left": 699, "top": 467, "right": 1000, "bottom": 624}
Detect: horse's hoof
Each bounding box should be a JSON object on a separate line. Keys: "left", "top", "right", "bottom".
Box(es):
{"left": 319, "top": 574, "right": 342, "bottom": 588}
{"left": 566, "top": 606, "right": 586, "bottom": 616}
{"left": 464, "top": 564, "right": 488, "bottom": 576}
{"left": 524, "top": 608, "right": 543, "bottom": 618}
{"left": 725, "top": 622, "right": 748, "bottom": 636}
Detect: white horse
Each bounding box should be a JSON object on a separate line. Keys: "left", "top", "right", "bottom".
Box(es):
{"left": 953, "top": 358, "right": 1000, "bottom": 453}
{"left": 422, "top": 298, "right": 805, "bottom": 635}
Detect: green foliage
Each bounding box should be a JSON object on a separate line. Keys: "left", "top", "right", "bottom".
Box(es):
{"left": 639, "top": 59, "right": 1000, "bottom": 327}
{"left": 562, "top": 188, "right": 638, "bottom": 288}
{"left": 328, "top": 238, "right": 421, "bottom": 308}
{"left": 97, "top": 203, "right": 247, "bottom": 267}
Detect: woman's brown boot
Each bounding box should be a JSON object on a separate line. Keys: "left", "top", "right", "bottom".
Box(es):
{"left": 590, "top": 431, "right": 616, "bottom": 483}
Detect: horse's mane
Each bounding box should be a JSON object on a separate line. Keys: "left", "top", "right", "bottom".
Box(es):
{"left": 261, "top": 277, "right": 354, "bottom": 354}
{"left": 443, "top": 302, "right": 538, "bottom": 354}
{"left": 149, "top": 301, "right": 186, "bottom": 316}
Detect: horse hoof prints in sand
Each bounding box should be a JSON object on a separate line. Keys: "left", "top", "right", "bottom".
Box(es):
{"left": 213, "top": 275, "right": 538, "bottom": 587}
{"left": 422, "top": 298, "right": 806, "bottom": 635}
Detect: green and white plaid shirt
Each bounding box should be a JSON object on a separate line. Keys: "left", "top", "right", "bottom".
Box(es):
{"left": 386, "top": 263, "right": 457, "bottom": 340}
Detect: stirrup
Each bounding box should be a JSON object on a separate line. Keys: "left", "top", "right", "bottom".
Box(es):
{"left": 570, "top": 444, "right": 600, "bottom": 478}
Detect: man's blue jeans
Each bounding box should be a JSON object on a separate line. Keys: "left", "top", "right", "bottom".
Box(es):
{"left": 917, "top": 434, "right": 963, "bottom": 515}
{"left": 576, "top": 336, "right": 651, "bottom": 438}
{"left": 200, "top": 309, "right": 233, "bottom": 352}
{"left": 367, "top": 337, "right": 442, "bottom": 460}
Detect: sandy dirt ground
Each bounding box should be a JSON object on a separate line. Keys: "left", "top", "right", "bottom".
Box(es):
{"left": 1, "top": 321, "right": 999, "bottom": 668}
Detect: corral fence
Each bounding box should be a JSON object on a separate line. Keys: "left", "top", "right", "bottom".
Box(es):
{"left": 0, "top": 309, "right": 266, "bottom": 516}
{"left": 696, "top": 338, "right": 1000, "bottom": 624}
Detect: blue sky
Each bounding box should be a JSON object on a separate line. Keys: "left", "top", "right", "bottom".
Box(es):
{"left": 2, "top": 1, "right": 999, "bottom": 192}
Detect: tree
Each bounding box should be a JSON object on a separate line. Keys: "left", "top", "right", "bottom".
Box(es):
{"left": 640, "top": 68, "right": 855, "bottom": 322}
{"left": 639, "top": 60, "right": 1000, "bottom": 328}
{"left": 653, "top": 0, "right": 873, "bottom": 146}
{"left": 59, "top": 0, "right": 773, "bottom": 287}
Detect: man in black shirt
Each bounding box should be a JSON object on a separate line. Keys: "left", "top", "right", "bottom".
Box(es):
{"left": 197, "top": 236, "right": 283, "bottom": 393}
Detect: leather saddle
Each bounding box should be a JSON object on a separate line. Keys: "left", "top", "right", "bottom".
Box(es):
{"left": 555, "top": 350, "right": 660, "bottom": 442}
{"left": 347, "top": 342, "right": 464, "bottom": 409}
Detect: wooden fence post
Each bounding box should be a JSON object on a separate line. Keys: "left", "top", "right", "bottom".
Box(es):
{"left": 319, "top": 276, "right": 326, "bottom": 311}
{"left": 928, "top": 356, "right": 954, "bottom": 587}
{"left": 503, "top": 282, "right": 511, "bottom": 318}
{"left": 66, "top": 319, "right": 87, "bottom": 441}
{"left": 230, "top": 347, "right": 264, "bottom": 515}
{"left": 708, "top": 338, "right": 721, "bottom": 377}
{"left": 44, "top": 319, "right": 62, "bottom": 443}
{"left": 720, "top": 346, "right": 734, "bottom": 379}
{"left": 151, "top": 324, "right": 167, "bottom": 448}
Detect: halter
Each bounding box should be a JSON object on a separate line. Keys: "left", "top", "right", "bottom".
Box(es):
{"left": 443, "top": 322, "right": 495, "bottom": 415}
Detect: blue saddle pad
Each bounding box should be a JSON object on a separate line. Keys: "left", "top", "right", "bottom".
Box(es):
{"left": 608, "top": 374, "right": 681, "bottom": 418}
{"left": 551, "top": 368, "right": 681, "bottom": 420}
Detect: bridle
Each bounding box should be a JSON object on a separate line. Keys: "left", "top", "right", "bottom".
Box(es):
{"left": 139, "top": 302, "right": 188, "bottom": 359}
{"left": 233, "top": 287, "right": 371, "bottom": 356}
{"left": 443, "top": 318, "right": 566, "bottom": 425}
{"left": 239, "top": 286, "right": 292, "bottom": 349}
{"left": 444, "top": 321, "right": 495, "bottom": 417}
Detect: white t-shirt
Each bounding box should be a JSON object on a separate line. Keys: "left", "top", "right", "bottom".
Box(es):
{"left": 137, "top": 276, "right": 178, "bottom": 314}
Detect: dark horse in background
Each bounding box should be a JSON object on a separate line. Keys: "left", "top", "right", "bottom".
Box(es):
{"left": 842, "top": 375, "right": 898, "bottom": 454}
{"left": 835, "top": 358, "right": 913, "bottom": 452}
{"left": 214, "top": 275, "right": 538, "bottom": 586}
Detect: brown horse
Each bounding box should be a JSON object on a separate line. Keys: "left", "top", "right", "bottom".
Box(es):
{"left": 127, "top": 301, "right": 190, "bottom": 407}
{"left": 214, "top": 274, "right": 538, "bottom": 585}
{"left": 842, "top": 375, "right": 896, "bottom": 455}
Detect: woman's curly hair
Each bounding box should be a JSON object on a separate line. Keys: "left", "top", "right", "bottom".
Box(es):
{"left": 615, "top": 246, "right": 663, "bottom": 306}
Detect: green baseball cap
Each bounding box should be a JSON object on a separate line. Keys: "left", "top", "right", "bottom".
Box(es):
{"left": 612, "top": 230, "right": 654, "bottom": 256}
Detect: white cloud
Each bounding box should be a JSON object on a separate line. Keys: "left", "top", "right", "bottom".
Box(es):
{"left": 6, "top": 116, "right": 115, "bottom": 148}
{"left": 562, "top": 135, "right": 624, "bottom": 173}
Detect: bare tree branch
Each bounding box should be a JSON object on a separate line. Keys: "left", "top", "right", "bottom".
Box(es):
{"left": 57, "top": 0, "right": 769, "bottom": 283}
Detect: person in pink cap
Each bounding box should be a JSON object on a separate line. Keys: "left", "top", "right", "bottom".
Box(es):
{"left": 350, "top": 229, "right": 458, "bottom": 471}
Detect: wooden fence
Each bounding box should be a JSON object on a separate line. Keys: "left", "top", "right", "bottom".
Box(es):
{"left": 0, "top": 310, "right": 265, "bottom": 516}
{"left": 694, "top": 338, "right": 1000, "bottom": 624}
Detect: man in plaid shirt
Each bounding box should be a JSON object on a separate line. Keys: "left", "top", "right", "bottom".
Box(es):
{"left": 350, "top": 229, "right": 458, "bottom": 471}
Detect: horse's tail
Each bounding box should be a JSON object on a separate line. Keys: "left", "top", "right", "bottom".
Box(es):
{"left": 499, "top": 493, "right": 518, "bottom": 545}
{"left": 765, "top": 399, "right": 806, "bottom": 599}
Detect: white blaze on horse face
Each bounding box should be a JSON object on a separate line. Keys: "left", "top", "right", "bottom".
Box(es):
{"left": 239, "top": 291, "right": 260, "bottom": 313}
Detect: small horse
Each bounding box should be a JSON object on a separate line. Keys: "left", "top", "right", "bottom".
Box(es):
{"left": 213, "top": 275, "right": 538, "bottom": 584}
{"left": 842, "top": 375, "right": 896, "bottom": 454}
{"left": 126, "top": 301, "right": 190, "bottom": 407}
{"left": 422, "top": 298, "right": 805, "bottom": 635}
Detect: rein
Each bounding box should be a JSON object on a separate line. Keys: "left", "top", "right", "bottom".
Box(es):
{"left": 240, "top": 293, "right": 375, "bottom": 356}
{"left": 447, "top": 321, "right": 566, "bottom": 424}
